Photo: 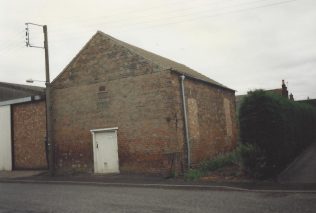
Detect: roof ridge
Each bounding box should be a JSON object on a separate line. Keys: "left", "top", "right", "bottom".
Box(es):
{"left": 0, "top": 81, "right": 45, "bottom": 92}
{"left": 96, "top": 31, "right": 182, "bottom": 64}
{"left": 96, "top": 31, "right": 231, "bottom": 90}
{"left": 96, "top": 31, "right": 165, "bottom": 69}
{"left": 53, "top": 31, "right": 233, "bottom": 91}
{"left": 96, "top": 31, "right": 196, "bottom": 69}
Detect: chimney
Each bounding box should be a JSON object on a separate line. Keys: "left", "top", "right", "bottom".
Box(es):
{"left": 282, "top": 80, "right": 288, "bottom": 98}
{"left": 289, "top": 93, "right": 294, "bottom": 101}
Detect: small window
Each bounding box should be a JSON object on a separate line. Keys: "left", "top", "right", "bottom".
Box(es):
{"left": 99, "top": 85, "right": 106, "bottom": 92}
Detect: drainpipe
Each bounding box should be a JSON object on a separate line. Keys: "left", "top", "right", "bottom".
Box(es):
{"left": 180, "top": 75, "right": 191, "bottom": 170}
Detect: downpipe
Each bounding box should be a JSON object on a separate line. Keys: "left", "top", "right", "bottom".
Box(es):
{"left": 180, "top": 75, "right": 191, "bottom": 170}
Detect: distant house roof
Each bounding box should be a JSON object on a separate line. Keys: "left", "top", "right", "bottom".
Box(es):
{"left": 236, "top": 88, "right": 284, "bottom": 110}
{"left": 296, "top": 99, "right": 316, "bottom": 108}
{"left": 54, "top": 31, "right": 233, "bottom": 91}
{"left": 0, "top": 82, "right": 45, "bottom": 102}
{"left": 235, "top": 80, "right": 291, "bottom": 112}
{"left": 265, "top": 88, "right": 283, "bottom": 96}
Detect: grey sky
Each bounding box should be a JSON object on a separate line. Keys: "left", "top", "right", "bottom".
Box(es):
{"left": 0, "top": 0, "right": 315, "bottom": 100}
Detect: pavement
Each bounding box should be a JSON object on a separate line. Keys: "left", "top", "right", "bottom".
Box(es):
{"left": 278, "top": 142, "right": 316, "bottom": 183}
{"left": 1, "top": 170, "right": 316, "bottom": 193}
{"left": 0, "top": 170, "right": 45, "bottom": 179}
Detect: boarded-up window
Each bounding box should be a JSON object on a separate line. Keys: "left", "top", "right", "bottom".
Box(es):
{"left": 188, "top": 98, "right": 200, "bottom": 140}
{"left": 223, "top": 98, "right": 233, "bottom": 137}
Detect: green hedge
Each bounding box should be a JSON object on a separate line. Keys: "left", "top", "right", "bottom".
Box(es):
{"left": 239, "top": 90, "right": 316, "bottom": 178}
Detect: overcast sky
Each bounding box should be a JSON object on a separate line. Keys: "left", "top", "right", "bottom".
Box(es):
{"left": 0, "top": 0, "right": 315, "bottom": 100}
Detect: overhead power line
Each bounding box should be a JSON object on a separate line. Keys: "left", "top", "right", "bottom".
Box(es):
{"left": 0, "top": 0, "right": 302, "bottom": 52}
{"left": 46, "top": 0, "right": 224, "bottom": 30}
{"left": 46, "top": 0, "right": 299, "bottom": 42}
{"left": 48, "top": 0, "right": 294, "bottom": 34}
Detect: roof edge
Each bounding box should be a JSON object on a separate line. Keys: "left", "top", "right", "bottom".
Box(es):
{"left": 96, "top": 31, "right": 166, "bottom": 70}
{"left": 51, "top": 32, "right": 100, "bottom": 84}
{"left": 0, "top": 95, "right": 44, "bottom": 107}
{"left": 0, "top": 81, "right": 45, "bottom": 93}
{"left": 170, "top": 69, "right": 235, "bottom": 92}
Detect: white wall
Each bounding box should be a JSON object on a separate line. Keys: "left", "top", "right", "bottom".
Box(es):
{"left": 0, "top": 105, "right": 12, "bottom": 171}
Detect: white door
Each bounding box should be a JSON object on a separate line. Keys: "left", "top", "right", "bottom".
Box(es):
{"left": 92, "top": 129, "right": 119, "bottom": 174}
{"left": 0, "top": 105, "right": 12, "bottom": 171}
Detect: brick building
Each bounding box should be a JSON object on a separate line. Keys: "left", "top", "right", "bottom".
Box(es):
{"left": 0, "top": 82, "right": 44, "bottom": 102}
{"left": 51, "top": 31, "right": 237, "bottom": 175}
{"left": 0, "top": 82, "right": 47, "bottom": 171}
{"left": 296, "top": 98, "right": 316, "bottom": 108}
{"left": 236, "top": 80, "right": 293, "bottom": 113}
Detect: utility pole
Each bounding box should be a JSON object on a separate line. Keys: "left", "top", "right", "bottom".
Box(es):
{"left": 25, "top": 23, "right": 54, "bottom": 176}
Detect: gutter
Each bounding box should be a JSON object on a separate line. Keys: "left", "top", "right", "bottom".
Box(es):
{"left": 170, "top": 69, "right": 235, "bottom": 92}
{"left": 0, "top": 95, "right": 43, "bottom": 106}
{"left": 180, "top": 75, "right": 191, "bottom": 170}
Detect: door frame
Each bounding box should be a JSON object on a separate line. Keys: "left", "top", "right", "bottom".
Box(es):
{"left": 90, "top": 127, "right": 119, "bottom": 174}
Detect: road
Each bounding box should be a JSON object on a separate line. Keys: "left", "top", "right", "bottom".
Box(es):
{"left": 0, "top": 183, "right": 315, "bottom": 213}
{"left": 279, "top": 142, "right": 316, "bottom": 183}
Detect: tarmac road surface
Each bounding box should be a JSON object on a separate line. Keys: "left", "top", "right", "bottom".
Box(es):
{"left": 0, "top": 182, "right": 315, "bottom": 213}
{"left": 279, "top": 142, "right": 316, "bottom": 183}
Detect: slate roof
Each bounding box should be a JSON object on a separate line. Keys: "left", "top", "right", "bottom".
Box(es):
{"left": 297, "top": 99, "right": 316, "bottom": 108}
{"left": 59, "top": 31, "right": 230, "bottom": 91}
{"left": 0, "top": 82, "right": 45, "bottom": 102}
{"left": 96, "top": 31, "right": 233, "bottom": 90}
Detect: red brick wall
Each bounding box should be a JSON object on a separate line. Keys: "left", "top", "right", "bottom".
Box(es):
{"left": 12, "top": 100, "right": 47, "bottom": 169}
{"left": 170, "top": 73, "right": 237, "bottom": 167}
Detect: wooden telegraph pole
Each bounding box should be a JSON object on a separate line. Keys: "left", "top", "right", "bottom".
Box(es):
{"left": 25, "top": 23, "right": 54, "bottom": 176}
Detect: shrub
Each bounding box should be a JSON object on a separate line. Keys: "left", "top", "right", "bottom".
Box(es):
{"left": 184, "top": 150, "right": 241, "bottom": 181}
{"left": 238, "top": 143, "right": 267, "bottom": 179}
{"left": 239, "top": 90, "right": 316, "bottom": 178}
{"left": 200, "top": 152, "right": 239, "bottom": 173}
{"left": 184, "top": 169, "right": 204, "bottom": 181}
